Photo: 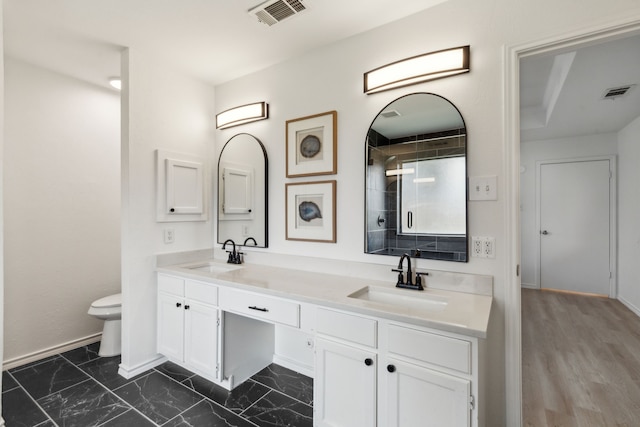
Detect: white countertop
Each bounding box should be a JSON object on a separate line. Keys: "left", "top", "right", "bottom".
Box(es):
{"left": 157, "top": 259, "right": 493, "bottom": 338}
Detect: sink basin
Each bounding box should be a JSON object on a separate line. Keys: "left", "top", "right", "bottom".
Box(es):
{"left": 185, "top": 262, "right": 242, "bottom": 274}
{"left": 348, "top": 286, "right": 448, "bottom": 311}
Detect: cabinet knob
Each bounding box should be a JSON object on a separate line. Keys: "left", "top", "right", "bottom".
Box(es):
{"left": 176, "top": 302, "right": 182, "bottom": 308}
{"left": 170, "top": 208, "right": 175, "bottom": 213}
{"left": 364, "top": 358, "right": 373, "bottom": 366}
{"left": 185, "top": 305, "right": 190, "bottom": 310}
{"left": 387, "top": 364, "right": 396, "bottom": 373}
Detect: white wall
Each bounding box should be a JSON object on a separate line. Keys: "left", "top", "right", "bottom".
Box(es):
{"left": 0, "top": 1, "right": 5, "bottom": 422}
{"left": 120, "top": 48, "right": 215, "bottom": 374}
{"left": 520, "top": 134, "right": 618, "bottom": 287}
{"left": 212, "top": 1, "right": 640, "bottom": 424}
{"left": 3, "top": 57, "right": 121, "bottom": 363}
{"left": 618, "top": 115, "right": 640, "bottom": 314}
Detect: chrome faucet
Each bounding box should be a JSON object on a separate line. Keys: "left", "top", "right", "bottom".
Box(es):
{"left": 222, "top": 239, "right": 242, "bottom": 264}
{"left": 392, "top": 253, "right": 424, "bottom": 290}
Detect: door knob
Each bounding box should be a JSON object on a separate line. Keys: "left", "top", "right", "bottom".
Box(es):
{"left": 541, "top": 230, "right": 549, "bottom": 235}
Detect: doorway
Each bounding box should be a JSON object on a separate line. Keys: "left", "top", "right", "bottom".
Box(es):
{"left": 504, "top": 19, "right": 640, "bottom": 427}
{"left": 537, "top": 157, "right": 615, "bottom": 296}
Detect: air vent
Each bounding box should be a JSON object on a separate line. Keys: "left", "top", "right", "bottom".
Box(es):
{"left": 249, "top": 0, "right": 307, "bottom": 26}
{"left": 602, "top": 84, "right": 635, "bottom": 100}
{"left": 381, "top": 110, "right": 401, "bottom": 118}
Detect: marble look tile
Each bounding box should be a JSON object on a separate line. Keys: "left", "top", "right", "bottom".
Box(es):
{"left": 37, "top": 379, "right": 129, "bottom": 427}
{"left": 114, "top": 371, "right": 203, "bottom": 425}
{"left": 164, "top": 399, "right": 257, "bottom": 427}
{"left": 251, "top": 364, "right": 314, "bottom": 405}
{"left": 155, "top": 360, "right": 196, "bottom": 383}
{"left": 100, "top": 408, "right": 157, "bottom": 427}
{"left": 243, "top": 390, "right": 313, "bottom": 427}
{"left": 2, "top": 370, "right": 19, "bottom": 392}
{"left": 184, "top": 376, "right": 270, "bottom": 414}
{"left": 61, "top": 342, "right": 101, "bottom": 365}
{"left": 10, "top": 356, "right": 90, "bottom": 399}
{"left": 79, "top": 356, "right": 144, "bottom": 390}
{"left": 2, "top": 387, "right": 50, "bottom": 427}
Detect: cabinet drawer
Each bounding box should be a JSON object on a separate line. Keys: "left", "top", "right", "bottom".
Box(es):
{"left": 185, "top": 280, "right": 218, "bottom": 306}
{"left": 316, "top": 308, "right": 377, "bottom": 348}
{"left": 219, "top": 287, "right": 300, "bottom": 328}
{"left": 387, "top": 324, "right": 471, "bottom": 374}
{"left": 158, "top": 274, "right": 184, "bottom": 296}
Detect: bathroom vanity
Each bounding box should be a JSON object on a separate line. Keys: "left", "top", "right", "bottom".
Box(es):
{"left": 156, "top": 260, "right": 492, "bottom": 427}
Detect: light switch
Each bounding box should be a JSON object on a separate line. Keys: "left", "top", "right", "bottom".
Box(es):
{"left": 469, "top": 176, "right": 497, "bottom": 201}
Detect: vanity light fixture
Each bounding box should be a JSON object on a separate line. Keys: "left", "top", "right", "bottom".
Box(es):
{"left": 108, "top": 77, "right": 122, "bottom": 90}
{"left": 364, "top": 45, "right": 470, "bottom": 94}
{"left": 216, "top": 102, "right": 269, "bottom": 129}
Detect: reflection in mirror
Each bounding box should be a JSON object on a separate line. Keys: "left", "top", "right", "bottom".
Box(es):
{"left": 365, "top": 93, "right": 468, "bottom": 262}
{"left": 217, "top": 133, "right": 268, "bottom": 247}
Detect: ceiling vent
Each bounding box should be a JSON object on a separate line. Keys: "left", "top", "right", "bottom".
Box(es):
{"left": 601, "top": 84, "right": 635, "bottom": 100}
{"left": 249, "top": 0, "right": 308, "bottom": 26}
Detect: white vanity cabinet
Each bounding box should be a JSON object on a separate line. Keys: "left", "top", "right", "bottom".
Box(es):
{"left": 157, "top": 274, "right": 220, "bottom": 382}
{"left": 314, "top": 308, "right": 378, "bottom": 427}
{"left": 314, "top": 308, "right": 482, "bottom": 427}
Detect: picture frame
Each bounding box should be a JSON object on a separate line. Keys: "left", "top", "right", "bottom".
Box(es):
{"left": 286, "top": 180, "right": 336, "bottom": 243}
{"left": 286, "top": 111, "right": 337, "bottom": 177}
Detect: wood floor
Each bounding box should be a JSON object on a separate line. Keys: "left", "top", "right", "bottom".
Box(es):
{"left": 522, "top": 288, "right": 640, "bottom": 427}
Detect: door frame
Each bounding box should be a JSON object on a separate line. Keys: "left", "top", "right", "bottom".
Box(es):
{"left": 535, "top": 156, "right": 617, "bottom": 296}
{"left": 503, "top": 18, "right": 640, "bottom": 427}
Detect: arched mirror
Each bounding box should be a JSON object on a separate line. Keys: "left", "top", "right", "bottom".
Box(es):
{"left": 365, "top": 93, "right": 468, "bottom": 262}
{"left": 217, "top": 133, "right": 268, "bottom": 247}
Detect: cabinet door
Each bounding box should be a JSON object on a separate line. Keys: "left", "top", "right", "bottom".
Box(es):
{"left": 314, "top": 338, "right": 376, "bottom": 427}
{"left": 157, "top": 293, "right": 185, "bottom": 362}
{"left": 184, "top": 301, "right": 219, "bottom": 379}
{"left": 385, "top": 358, "right": 471, "bottom": 427}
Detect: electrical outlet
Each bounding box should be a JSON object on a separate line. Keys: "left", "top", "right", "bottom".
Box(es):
{"left": 164, "top": 228, "right": 175, "bottom": 244}
{"left": 472, "top": 237, "right": 483, "bottom": 257}
{"left": 471, "top": 236, "right": 495, "bottom": 258}
{"left": 483, "top": 237, "right": 496, "bottom": 258}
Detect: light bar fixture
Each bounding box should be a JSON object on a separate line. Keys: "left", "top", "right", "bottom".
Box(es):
{"left": 364, "top": 45, "right": 470, "bottom": 94}
{"left": 216, "top": 102, "right": 269, "bottom": 129}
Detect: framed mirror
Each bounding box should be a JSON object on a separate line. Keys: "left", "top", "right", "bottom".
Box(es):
{"left": 217, "top": 133, "right": 268, "bottom": 247}
{"left": 365, "top": 93, "right": 468, "bottom": 262}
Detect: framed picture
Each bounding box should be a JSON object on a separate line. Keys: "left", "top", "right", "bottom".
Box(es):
{"left": 286, "top": 111, "right": 337, "bottom": 177}
{"left": 286, "top": 180, "right": 336, "bottom": 243}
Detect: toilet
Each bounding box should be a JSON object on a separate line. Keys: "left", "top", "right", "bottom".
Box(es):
{"left": 88, "top": 293, "right": 122, "bottom": 357}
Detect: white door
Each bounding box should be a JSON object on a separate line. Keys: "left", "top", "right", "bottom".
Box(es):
{"left": 157, "top": 293, "right": 185, "bottom": 362}
{"left": 539, "top": 159, "right": 612, "bottom": 295}
{"left": 184, "top": 301, "right": 219, "bottom": 379}
{"left": 314, "top": 338, "right": 377, "bottom": 427}
{"left": 385, "top": 358, "right": 471, "bottom": 427}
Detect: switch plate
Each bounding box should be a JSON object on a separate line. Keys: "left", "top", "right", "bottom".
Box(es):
{"left": 469, "top": 176, "right": 498, "bottom": 201}
{"left": 164, "top": 228, "right": 175, "bottom": 244}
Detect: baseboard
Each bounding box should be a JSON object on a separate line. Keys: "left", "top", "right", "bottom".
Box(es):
{"left": 118, "top": 355, "right": 167, "bottom": 379}
{"left": 272, "top": 354, "right": 314, "bottom": 378}
{"left": 3, "top": 333, "right": 102, "bottom": 371}
{"left": 521, "top": 282, "right": 539, "bottom": 289}
{"left": 618, "top": 296, "right": 640, "bottom": 318}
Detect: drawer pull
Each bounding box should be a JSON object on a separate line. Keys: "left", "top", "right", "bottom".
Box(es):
{"left": 248, "top": 306, "right": 269, "bottom": 312}
{"left": 387, "top": 364, "right": 396, "bottom": 373}
{"left": 364, "top": 358, "right": 373, "bottom": 366}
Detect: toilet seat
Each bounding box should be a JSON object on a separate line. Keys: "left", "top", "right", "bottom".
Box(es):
{"left": 91, "top": 293, "right": 121, "bottom": 309}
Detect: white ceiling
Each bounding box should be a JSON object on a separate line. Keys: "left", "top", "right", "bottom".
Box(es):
{"left": 4, "top": 0, "right": 448, "bottom": 90}
{"left": 520, "top": 33, "right": 640, "bottom": 142}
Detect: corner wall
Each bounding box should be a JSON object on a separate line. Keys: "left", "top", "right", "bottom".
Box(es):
{"left": 618, "top": 115, "right": 640, "bottom": 313}
{"left": 3, "top": 58, "right": 121, "bottom": 363}
{"left": 120, "top": 48, "right": 215, "bottom": 374}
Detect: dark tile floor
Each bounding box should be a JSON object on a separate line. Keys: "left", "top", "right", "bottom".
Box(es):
{"left": 2, "top": 342, "right": 314, "bottom": 427}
